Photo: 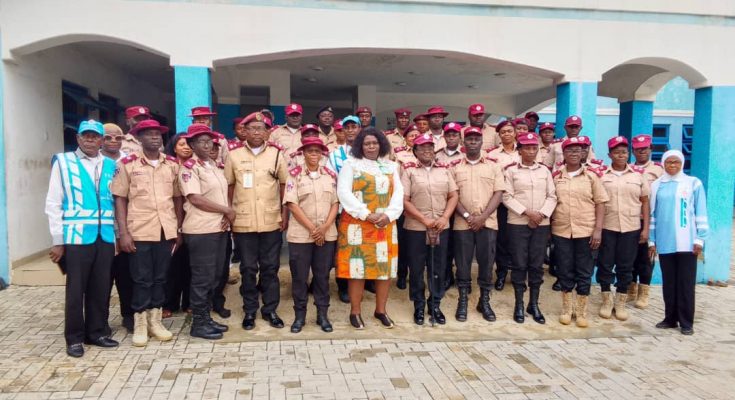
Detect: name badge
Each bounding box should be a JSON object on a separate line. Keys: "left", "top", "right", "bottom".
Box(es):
{"left": 243, "top": 173, "right": 254, "bottom": 188}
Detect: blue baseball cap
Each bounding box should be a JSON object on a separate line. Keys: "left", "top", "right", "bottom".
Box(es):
{"left": 341, "top": 115, "right": 361, "bottom": 126}
{"left": 77, "top": 119, "right": 104, "bottom": 136}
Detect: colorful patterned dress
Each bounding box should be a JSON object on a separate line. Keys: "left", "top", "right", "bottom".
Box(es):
{"left": 336, "top": 158, "right": 401, "bottom": 280}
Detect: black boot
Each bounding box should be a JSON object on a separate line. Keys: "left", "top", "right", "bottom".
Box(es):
{"left": 526, "top": 286, "right": 546, "bottom": 324}
{"left": 494, "top": 271, "right": 507, "bottom": 291}
{"left": 513, "top": 286, "right": 525, "bottom": 323}
{"left": 476, "top": 289, "right": 496, "bottom": 322}
{"left": 207, "top": 313, "right": 229, "bottom": 333}
{"left": 455, "top": 287, "right": 469, "bottom": 322}
{"left": 316, "top": 309, "right": 333, "bottom": 333}
{"left": 396, "top": 275, "right": 407, "bottom": 290}
{"left": 552, "top": 279, "right": 562, "bottom": 291}
{"left": 191, "top": 313, "right": 223, "bottom": 340}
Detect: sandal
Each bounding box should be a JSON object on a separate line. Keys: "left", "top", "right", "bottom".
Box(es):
{"left": 349, "top": 314, "right": 364, "bottom": 330}
{"left": 373, "top": 312, "right": 395, "bottom": 329}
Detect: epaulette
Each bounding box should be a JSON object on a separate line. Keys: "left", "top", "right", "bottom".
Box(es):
{"left": 165, "top": 155, "right": 178, "bottom": 163}
{"left": 402, "top": 162, "right": 418, "bottom": 169}
{"left": 586, "top": 166, "right": 604, "bottom": 177}
{"left": 228, "top": 141, "right": 244, "bottom": 151}
{"left": 504, "top": 162, "right": 518, "bottom": 170}
{"left": 289, "top": 150, "right": 302, "bottom": 158}
{"left": 269, "top": 125, "right": 279, "bottom": 133}
{"left": 394, "top": 146, "right": 408, "bottom": 153}
{"left": 435, "top": 161, "right": 449, "bottom": 168}
{"left": 121, "top": 154, "right": 138, "bottom": 164}
{"left": 289, "top": 165, "right": 302, "bottom": 177}
{"left": 589, "top": 159, "right": 604, "bottom": 165}
{"left": 322, "top": 150, "right": 329, "bottom": 156}
{"left": 555, "top": 161, "right": 564, "bottom": 167}
{"left": 182, "top": 158, "right": 196, "bottom": 169}
{"left": 322, "top": 166, "right": 337, "bottom": 179}
{"left": 485, "top": 146, "right": 498, "bottom": 153}
{"left": 485, "top": 156, "right": 498, "bottom": 162}
{"left": 552, "top": 170, "right": 562, "bottom": 178}
{"left": 459, "top": 146, "right": 466, "bottom": 153}
{"left": 630, "top": 164, "right": 645, "bottom": 174}
{"left": 383, "top": 129, "right": 394, "bottom": 135}
{"left": 553, "top": 138, "right": 564, "bottom": 143}
{"left": 654, "top": 161, "right": 663, "bottom": 167}
{"left": 267, "top": 141, "right": 284, "bottom": 151}
{"left": 449, "top": 159, "right": 463, "bottom": 167}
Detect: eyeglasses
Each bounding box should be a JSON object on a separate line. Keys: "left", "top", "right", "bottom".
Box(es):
{"left": 563, "top": 148, "right": 583, "bottom": 154}
{"left": 103, "top": 136, "right": 122, "bottom": 142}
{"left": 244, "top": 126, "right": 268, "bottom": 133}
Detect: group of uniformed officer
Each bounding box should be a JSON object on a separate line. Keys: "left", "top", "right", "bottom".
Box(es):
{"left": 46, "top": 101, "right": 663, "bottom": 357}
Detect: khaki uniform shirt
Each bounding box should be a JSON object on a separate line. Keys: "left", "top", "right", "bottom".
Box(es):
{"left": 318, "top": 127, "right": 337, "bottom": 150}
{"left": 286, "top": 149, "right": 329, "bottom": 169}
{"left": 225, "top": 141, "right": 289, "bottom": 233}
{"left": 546, "top": 138, "right": 597, "bottom": 172}
{"left": 503, "top": 162, "right": 557, "bottom": 226}
{"left": 537, "top": 142, "right": 553, "bottom": 166}
{"left": 111, "top": 152, "right": 181, "bottom": 241}
{"left": 282, "top": 166, "right": 339, "bottom": 243}
{"left": 486, "top": 146, "right": 520, "bottom": 169}
{"left": 600, "top": 165, "right": 650, "bottom": 233}
{"left": 120, "top": 133, "right": 142, "bottom": 155}
{"left": 463, "top": 123, "right": 499, "bottom": 151}
{"left": 435, "top": 147, "right": 464, "bottom": 164}
{"left": 429, "top": 131, "right": 447, "bottom": 153}
{"left": 269, "top": 125, "right": 302, "bottom": 154}
{"left": 394, "top": 147, "right": 417, "bottom": 173}
{"left": 179, "top": 158, "right": 229, "bottom": 234}
{"left": 451, "top": 156, "right": 506, "bottom": 230}
{"left": 551, "top": 166, "right": 609, "bottom": 238}
{"left": 637, "top": 160, "right": 664, "bottom": 185}
{"left": 400, "top": 163, "right": 458, "bottom": 231}
{"left": 386, "top": 128, "right": 406, "bottom": 151}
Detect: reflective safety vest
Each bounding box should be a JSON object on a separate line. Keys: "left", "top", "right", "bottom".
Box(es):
{"left": 53, "top": 152, "right": 116, "bottom": 244}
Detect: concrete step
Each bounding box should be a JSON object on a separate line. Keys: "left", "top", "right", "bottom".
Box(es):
{"left": 12, "top": 255, "right": 65, "bottom": 286}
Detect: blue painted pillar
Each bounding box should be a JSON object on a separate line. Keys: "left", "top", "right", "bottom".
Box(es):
{"left": 691, "top": 86, "right": 735, "bottom": 283}
{"left": 270, "top": 105, "right": 286, "bottom": 126}
{"left": 174, "top": 66, "right": 212, "bottom": 133}
{"left": 555, "top": 81, "right": 598, "bottom": 143}
{"left": 619, "top": 100, "right": 654, "bottom": 140}
{"left": 0, "top": 36, "right": 8, "bottom": 286}
{"left": 216, "top": 103, "right": 240, "bottom": 139}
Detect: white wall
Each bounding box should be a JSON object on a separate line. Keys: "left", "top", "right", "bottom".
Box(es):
{"left": 3, "top": 45, "right": 172, "bottom": 265}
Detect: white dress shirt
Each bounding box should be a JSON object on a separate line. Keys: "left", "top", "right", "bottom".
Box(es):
{"left": 336, "top": 157, "right": 404, "bottom": 222}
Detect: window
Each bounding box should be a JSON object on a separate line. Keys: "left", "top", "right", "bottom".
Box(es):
{"left": 681, "top": 125, "right": 693, "bottom": 174}
{"left": 98, "top": 93, "right": 120, "bottom": 125}
{"left": 651, "top": 124, "right": 670, "bottom": 162}
{"left": 62, "top": 81, "right": 90, "bottom": 152}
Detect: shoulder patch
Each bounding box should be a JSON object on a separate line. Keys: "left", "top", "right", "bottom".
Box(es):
{"left": 485, "top": 156, "right": 498, "bottom": 163}
{"left": 586, "top": 166, "right": 604, "bottom": 177}
{"left": 322, "top": 166, "right": 337, "bottom": 179}
{"left": 394, "top": 146, "right": 407, "bottom": 153}
{"left": 449, "top": 159, "right": 463, "bottom": 167}
{"left": 289, "top": 166, "right": 302, "bottom": 177}
{"left": 485, "top": 146, "right": 498, "bottom": 153}
{"left": 630, "top": 164, "right": 645, "bottom": 174}
{"left": 553, "top": 138, "right": 563, "bottom": 143}
{"left": 268, "top": 141, "right": 284, "bottom": 151}
{"left": 165, "top": 154, "right": 178, "bottom": 163}
{"left": 228, "top": 141, "right": 244, "bottom": 151}
{"left": 402, "top": 162, "right": 418, "bottom": 169}
{"left": 504, "top": 162, "right": 517, "bottom": 170}
{"left": 182, "top": 158, "right": 196, "bottom": 169}
{"left": 654, "top": 161, "right": 663, "bottom": 167}
{"left": 121, "top": 154, "right": 138, "bottom": 164}
{"left": 435, "top": 161, "right": 449, "bottom": 168}
{"left": 552, "top": 170, "right": 562, "bottom": 178}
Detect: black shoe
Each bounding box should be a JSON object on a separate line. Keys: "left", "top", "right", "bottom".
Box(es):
{"left": 374, "top": 312, "right": 395, "bottom": 328}
{"left": 191, "top": 316, "right": 223, "bottom": 340}
{"left": 656, "top": 320, "right": 678, "bottom": 329}
{"left": 413, "top": 308, "right": 425, "bottom": 326}
{"left": 477, "top": 289, "right": 496, "bottom": 322}
{"left": 338, "top": 290, "right": 350, "bottom": 304}
{"left": 552, "top": 279, "right": 562, "bottom": 292}
{"left": 317, "top": 311, "right": 333, "bottom": 333}
{"left": 263, "top": 312, "right": 284, "bottom": 329}
{"left": 350, "top": 314, "right": 365, "bottom": 329}
{"left": 527, "top": 287, "right": 545, "bottom": 324}
{"left": 494, "top": 275, "right": 506, "bottom": 291}
{"left": 365, "top": 280, "right": 376, "bottom": 293}
{"left": 396, "top": 276, "right": 407, "bottom": 290}
{"left": 513, "top": 287, "right": 525, "bottom": 324}
{"left": 84, "top": 336, "right": 119, "bottom": 348}
{"left": 208, "top": 316, "right": 229, "bottom": 333}
{"left": 429, "top": 307, "right": 446, "bottom": 325}
{"left": 444, "top": 274, "right": 455, "bottom": 291}
{"left": 242, "top": 313, "right": 256, "bottom": 330}
{"left": 681, "top": 327, "right": 694, "bottom": 335}
{"left": 455, "top": 287, "right": 469, "bottom": 322}
{"left": 214, "top": 308, "right": 231, "bottom": 319}
{"left": 290, "top": 318, "right": 305, "bottom": 333}
{"left": 122, "top": 315, "right": 134, "bottom": 333}
{"left": 66, "top": 343, "right": 84, "bottom": 358}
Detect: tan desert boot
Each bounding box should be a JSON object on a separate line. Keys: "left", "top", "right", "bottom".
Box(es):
{"left": 635, "top": 284, "right": 650, "bottom": 309}
{"left": 559, "top": 292, "right": 573, "bottom": 325}
{"left": 599, "top": 292, "right": 614, "bottom": 319}
{"left": 614, "top": 293, "right": 629, "bottom": 321}
{"left": 147, "top": 308, "right": 173, "bottom": 341}
{"left": 627, "top": 282, "right": 638, "bottom": 302}
{"left": 132, "top": 311, "right": 148, "bottom": 347}
{"left": 575, "top": 295, "right": 589, "bottom": 328}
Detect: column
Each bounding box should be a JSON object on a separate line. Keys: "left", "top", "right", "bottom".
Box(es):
{"left": 0, "top": 36, "right": 8, "bottom": 286}
{"left": 174, "top": 66, "right": 212, "bottom": 133}
{"left": 690, "top": 86, "right": 735, "bottom": 283}
{"left": 555, "top": 81, "right": 598, "bottom": 144}
{"left": 618, "top": 100, "right": 654, "bottom": 140}
{"left": 269, "top": 73, "right": 291, "bottom": 126}
{"left": 357, "top": 85, "right": 377, "bottom": 126}
{"left": 216, "top": 100, "right": 240, "bottom": 139}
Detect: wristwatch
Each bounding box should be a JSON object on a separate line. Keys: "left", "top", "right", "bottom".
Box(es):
{"left": 462, "top": 212, "right": 470, "bottom": 219}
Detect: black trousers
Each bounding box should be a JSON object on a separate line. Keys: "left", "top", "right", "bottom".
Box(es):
{"left": 405, "top": 230, "right": 449, "bottom": 308}
{"left": 597, "top": 229, "right": 639, "bottom": 292}
{"left": 164, "top": 242, "right": 190, "bottom": 311}
{"left": 110, "top": 251, "right": 133, "bottom": 318}
{"left": 396, "top": 215, "right": 408, "bottom": 280}
{"left": 632, "top": 241, "right": 654, "bottom": 285}
{"left": 453, "top": 228, "right": 496, "bottom": 290}
{"left": 289, "top": 241, "right": 335, "bottom": 317}
{"left": 552, "top": 235, "right": 594, "bottom": 295}
{"left": 444, "top": 215, "right": 456, "bottom": 285}
{"left": 508, "top": 224, "right": 550, "bottom": 290}
{"left": 185, "top": 232, "right": 227, "bottom": 315}
{"left": 659, "top": 252, "right": 697, "bottom": 330}
{"left": 64, "top": 237, "right": 114, "bottom": 345}
{"left": 212, "top": 234, "right": 233, "bottom": 311}
{"left": 495, "top": 204, "right": 512, "bottom": 279}
{"left": 129, "top": 240, "right": 174, "bottom": 312}
{"left": 234, "top": 230, "right": 282, "bottom": 315}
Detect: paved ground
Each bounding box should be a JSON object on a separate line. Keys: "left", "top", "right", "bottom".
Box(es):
{"left": 1, "top": 247, "right": 734, "bottom": 399}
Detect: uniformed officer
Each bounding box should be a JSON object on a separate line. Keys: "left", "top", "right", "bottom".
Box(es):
{"left": 46, "top": 120, "right": 118, "bottom": 357}
{"left": 393, "top": 125, "right": 420, "bottom": 169}
{"left": 486, "top": 120, "right": 519, "bottom": 291}
{"left": 451, "top": 127, "right": 505, "bottom": 323}
{"left": 503, "top": 133, "right": 557, "bottom": 324}
{"left": 189, "top": 106, "right": 216, "bottom": 127}
{"left": 316, "top": 106, "right": 337, "bottom": 148}
{"left": 385, "top": 108, "right": 411, "bottom": 151}
{"left": 413, "top": 113, "right": 430, "bottom": 134}
{"left": 329, "top": 120, "right": 345, "bottom": 152}
{"left": 597, "top": 136, "right": 650, "bottom": 321}
{"left": 425, "top": 106, "right": 449, "bottom": 152}
{"left": 524, "top": 112, "right": 540, "bottom": 132}
{"left": 121, "top": 106, "right": 150, "bottom": 154}
{"left": 356, "top": 106, "right": 373, "bottom": 127}
{"left": 552, "top": 137, "right": 609, "bottom": 328}
{"left": 629, "top": 134, "right": 664, "bottom": 308}
{"left": 512, "top": 118, "right": 530, "bottom": 133}
{"left": 178, "top": 124, "right": 234, "bottom": 340}
{"left": 401, "top": 134, "right": 458, "bottom": 325}
{"left": 537, "top": 122, "right": 555, "bottom": 167}
{"left": 435, "top": 122, "right": 464, "bottom": 164}
{"left": 283, "top": 137, "right": 339, "bottom": 333}
{"left": 287, "top": 124, "right": 325, "bottom": 168}
{"left": 463, "top": 103, "right": 499, "bottom": 150}
{"left": 545, "top": 115, "right": 596, "bottom": 170}
{"left": 269, "top": 103, "right": 304, "bottom": 153}
{"left": 112, "top": 119, "right": 183, "bottom": 346}
{"left": 392, "top": 124, "right": 420, "bottom": 291}
{"left": 225, "top": 112, "right": 289, "bottom": 330}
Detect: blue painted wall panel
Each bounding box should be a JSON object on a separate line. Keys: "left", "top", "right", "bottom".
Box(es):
{"left": 216, "top": 103, "right": 241, "bottom": 139}
{"left": 0, "top": 36, "right": 8, "bottom": 285}
{"left": 174, "top": 66, "right": 212, "bottom": 133}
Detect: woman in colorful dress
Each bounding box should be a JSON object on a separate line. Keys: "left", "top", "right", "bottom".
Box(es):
{"left": 336, "top": 127, "right": 404, "bottom": 329}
